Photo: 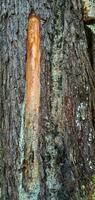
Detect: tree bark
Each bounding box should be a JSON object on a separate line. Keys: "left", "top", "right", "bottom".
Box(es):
{"left": 0, "top": 0, "right": 95, "bottom": 200}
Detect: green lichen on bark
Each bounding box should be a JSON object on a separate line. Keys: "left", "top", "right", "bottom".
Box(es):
{"left": 40, "top": 1, "right": 66, "bottom": 198}
{"left": 87, "top": 24, "right": 95, "bottom": 32}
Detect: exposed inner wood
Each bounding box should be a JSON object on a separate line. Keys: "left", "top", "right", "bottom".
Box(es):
{"left": 25, "top": 15, "right": 40, "bottom": 116}
{"left": 23, "top": 14, "right": 41, "bottom": 192}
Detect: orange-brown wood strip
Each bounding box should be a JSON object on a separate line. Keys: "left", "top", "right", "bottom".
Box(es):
{"left": 23, "top": 14, "right": 41, "bottom": 192}
{"left": 25, "top": 14, "right": 41, "bottom": 117}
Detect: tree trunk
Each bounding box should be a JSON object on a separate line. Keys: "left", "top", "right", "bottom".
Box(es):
{"left": 0, "top": 0, "right": 95, "bottom": 200}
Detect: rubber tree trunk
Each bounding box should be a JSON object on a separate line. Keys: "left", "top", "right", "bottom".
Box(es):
{"left": 0, "top": 0, "right": 95, "bottom": 200}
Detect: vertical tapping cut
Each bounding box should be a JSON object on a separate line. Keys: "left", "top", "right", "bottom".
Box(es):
{"left": 23, "top": 14, "right": 41, "bottom": 192}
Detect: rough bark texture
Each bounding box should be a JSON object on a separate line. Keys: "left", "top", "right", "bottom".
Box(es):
{"left": 0, "top": 0, "right": 95, "bottom": 200}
